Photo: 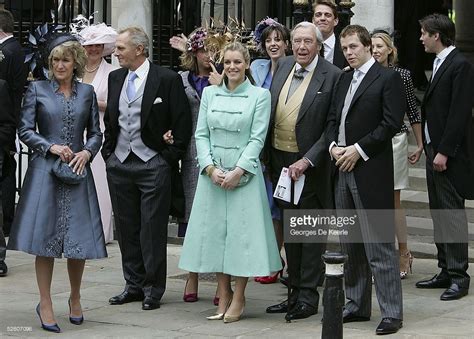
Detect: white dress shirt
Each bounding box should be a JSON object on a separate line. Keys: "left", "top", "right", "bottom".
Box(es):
{"left": 127, "top": 59, "right": 150, "bottom": 93}
{"left": 329, "top": 57, "right": 376, "bottom": 161}
{"left": 323, "top": 33, "right": 336, "bottom": 64}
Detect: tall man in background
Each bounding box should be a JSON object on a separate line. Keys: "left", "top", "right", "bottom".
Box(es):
{"left": 416, "top": 14, "right": 473, "bottom": 301}
{"left": 312, "top": 0, "right": 348, "bottom": 69}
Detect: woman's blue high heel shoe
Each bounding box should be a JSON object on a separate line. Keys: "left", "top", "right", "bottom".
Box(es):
{"left": 68, "top": 299, "right": 84, "bottom": 325}
{"left": 36, "top": 303, "right": 61, "bottom": 333}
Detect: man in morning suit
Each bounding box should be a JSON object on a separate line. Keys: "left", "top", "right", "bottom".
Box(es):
{"left": 326, "top": 25, "right": 405, "bottom": 335}
{"left": 0, "top": 80, "right": 15, "bottom": 278}
{"left": 312, "top": 0, "right": 348, "bottom": 69}
{"left": 265, "top": 22, "right": 341, "bottom": 321}
{"left": 415, "top": 14, "right": 473, "bottom": 301}
{"left": 103, "top": 27, "right": 191, "bottom": 310}
{"left": 0, "top": 9, "right": 27, "bottom": 277}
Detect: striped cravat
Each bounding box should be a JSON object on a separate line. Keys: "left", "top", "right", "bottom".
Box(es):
{"left": 287, "top": 67, "right": 307, "bottom": 101}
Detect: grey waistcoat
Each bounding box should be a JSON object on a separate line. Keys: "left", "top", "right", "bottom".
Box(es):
{"left": 115, "top": 77, "right": 158, "bottom": 163}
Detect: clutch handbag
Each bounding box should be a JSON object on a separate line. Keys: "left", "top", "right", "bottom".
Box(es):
{"left": 52, "top": 157, "right": 87, "bottom": 185}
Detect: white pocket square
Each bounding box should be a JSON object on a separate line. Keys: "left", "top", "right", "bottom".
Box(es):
{"left": 153, "top": 97, "right": 163, "bottom": 104}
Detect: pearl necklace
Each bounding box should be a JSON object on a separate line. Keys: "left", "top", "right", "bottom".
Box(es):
{"left": 85, "top": 63, "right": 100, "bottom": 73}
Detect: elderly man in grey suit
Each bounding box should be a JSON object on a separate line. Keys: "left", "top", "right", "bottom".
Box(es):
{"left": 265, "top": 22, "right": 341, "bottom": 321}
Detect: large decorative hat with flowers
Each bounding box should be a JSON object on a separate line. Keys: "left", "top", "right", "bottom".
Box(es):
{"left": 70, "top": 13, "right": 117, "bottom": 56}
{"left": 77, "top": 23, "right": 117, "bottom": 56}
{"left": 186, "top": 28, "right": 208, "bottom": 53}
{"left": 252, "top": 17, "right": 284, "bottom": 53}
{"left": 24, "top": 23, "right": 67, "bottom": 79}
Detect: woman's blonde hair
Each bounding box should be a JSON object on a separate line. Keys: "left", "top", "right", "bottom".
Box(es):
{"left": 371, "top": 32, "right": 398, "bottom": 66}
{"left": 48, "top": 40, "right": 87, "bottom": 80}
{"left": 179, "top": 50, "right": 198, "bottom": 72}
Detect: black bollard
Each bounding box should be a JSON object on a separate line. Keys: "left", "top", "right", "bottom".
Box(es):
{"left": 321, "top": 251, "right": 347, "bottom": 339}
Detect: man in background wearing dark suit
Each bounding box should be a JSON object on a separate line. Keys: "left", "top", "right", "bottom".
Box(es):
{"left": 0, "top": 80, "right": 15, "bottom": 277}
{"left": 326, "top": 25, "right": 405, "bottom": 335}
{"left": 265, "top": 22, "right": 340, "bottom": 321}
{"left": 0, "top": 9, "right": 27, "bottom": 277}
{"left": 416, "top": 14, "right": 473, "bottom": 301}
{"left": 312, "top": 0, "right": 348, "bottom": 69}
{"left": 103, "top": 27, "right": 191, "bottom": 310}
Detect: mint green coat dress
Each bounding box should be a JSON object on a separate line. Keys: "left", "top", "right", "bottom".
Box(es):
{"left": 178, "top": 79, "right": 282, "bottom": 277}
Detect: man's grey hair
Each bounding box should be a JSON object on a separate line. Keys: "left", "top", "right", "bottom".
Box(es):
{"left": 118, "top": 26, "right": 150, "bottom": 57}
{"left": 291, "top": 21, "right": 324, "bottom": 46}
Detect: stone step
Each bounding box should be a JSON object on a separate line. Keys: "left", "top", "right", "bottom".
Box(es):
{"left": 408, "top": 167, "right": 427, "bottom": 191}
{"left": 401, "top": 189, "right": 474, "bottom": 209}
{"left": 408, "top": 235, "right": 474, "bottom": 262}
{"left": 406, "top": 216, "right": 474, "bottom": 241}
{"left": 401, "top": 190, "right": 474, "bottom": 224}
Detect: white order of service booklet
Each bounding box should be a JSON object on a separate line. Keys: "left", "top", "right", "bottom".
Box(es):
{"left": 273, "top": 167, "right": 305, "bottom": 205}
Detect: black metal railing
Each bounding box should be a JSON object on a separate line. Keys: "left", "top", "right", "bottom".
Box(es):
{"left": 152, "top": 0, "right": 293, "bottom": 70}
{"left": 6, "top": 0, "right": 108, "bottom": 45}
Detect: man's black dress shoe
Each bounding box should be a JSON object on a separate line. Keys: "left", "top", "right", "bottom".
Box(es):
{"left": 342, "top": 310, "right": 370, "bottom": 323}
{"left": 0, "top": 261, "right": 8, "bottom": 277}
{"left": 375, "top": 317, "right": 402, "bottom": 335}
{"left": 109, "top": 291, "right": 144, "bottom": 305}
{"left": 440, "top": 283, "right": 468, "bottom": 301}
{"left": 416, "top": 274, "right": 450, "bottom": 289}
{"left": 142, "top": 297, "right": 160, "bottom": 310}
{"left": 266, "top": 300, "right": 289, "bottom": 313}
{"left": 284, "top": 301, "right": 317, "bottom": 321}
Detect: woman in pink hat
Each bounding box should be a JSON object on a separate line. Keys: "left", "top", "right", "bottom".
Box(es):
{"left": 79, "top": 23, "right": 118, "bottom": 244}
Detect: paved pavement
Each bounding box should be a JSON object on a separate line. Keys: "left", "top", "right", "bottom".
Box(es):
{"left": 1, "top": 242, "right": 473, "bottom": 338}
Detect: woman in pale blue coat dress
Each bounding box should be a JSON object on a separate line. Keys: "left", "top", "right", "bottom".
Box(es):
{"left": 8, "top": 36, "right": 106, "bottom": 333}
{"left": 179, "top": 42, "right": 281, "bottom": 323}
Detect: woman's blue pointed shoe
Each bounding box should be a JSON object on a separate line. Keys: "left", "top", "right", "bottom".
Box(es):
{"left": 36, "top": 303, "right": 61, "bottom": 333}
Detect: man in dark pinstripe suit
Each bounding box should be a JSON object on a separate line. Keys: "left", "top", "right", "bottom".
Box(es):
{"left": 326, "top": 25, "right": 405, "bottom": 335}
{"left": 416, "top": 14, "right": 473, "bottom": 300}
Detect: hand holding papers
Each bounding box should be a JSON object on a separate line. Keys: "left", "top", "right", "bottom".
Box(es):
{"left": 273, "top": 167, "right": 305, "bottom": 205}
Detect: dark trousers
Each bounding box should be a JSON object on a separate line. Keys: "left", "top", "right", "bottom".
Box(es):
{"left": 0, "top": 150, "right": 6, "bottom": 262}
{"left": 425, "top": 143, "right": 470, "bottom": 288}
{"left": 270, "top": 147, "right": 326, "bottom": 309}
{"left": 1, "top": 155, "right": 16, "bottom": 236}
{"left": 106, "top": 152, "right": 171, "bottom": 300}
{"left": 335, "top": 170, "right": 403, "bottom": 320}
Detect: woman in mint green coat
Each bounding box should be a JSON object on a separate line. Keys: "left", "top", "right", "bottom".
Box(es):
{"left": 179, "top": 42, "right": 281, "bottom": 323}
